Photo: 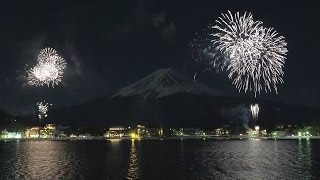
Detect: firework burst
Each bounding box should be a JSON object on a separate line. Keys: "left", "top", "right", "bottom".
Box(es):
{"left": 37, "top": 101, "right": 52, "bottom": 119}
{"left": 250, "top": 104, "right": 259, "bottom": 121}
{"left": 27, "top": 47, "right": 67, "bottom": 87}
{"left": 207, "top": 11, "right": 288, "bottom": 95}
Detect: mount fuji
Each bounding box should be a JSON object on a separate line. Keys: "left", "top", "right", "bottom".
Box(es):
{"left": 112, "top": 68, "right": 225, "bottom": 99}
{"left": 49, "top": 68, "right": 320, "bottom": 129}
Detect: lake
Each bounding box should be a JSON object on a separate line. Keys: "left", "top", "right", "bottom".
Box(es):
{"left": 0, "top": 139, "right": 319, "bottom": 179}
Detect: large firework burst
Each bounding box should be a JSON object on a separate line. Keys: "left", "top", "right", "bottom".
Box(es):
{"left": 210, "top": 11, "right": 288, "bottom": 95}
{"left": 27, "top": 48, "right": 67, "bottom": 87}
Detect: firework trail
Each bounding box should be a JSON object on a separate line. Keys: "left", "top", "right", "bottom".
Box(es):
{"left": 250, "top": 104, "right": 259, "bottom": 121}
{"left": 27, "top": 47, "right": 67, "bottom": 87}
{"left": 37, "top": 101, "right": 52, "bottom": 119}
{"left": 194, "top": 11, "right": 288, "bottom": 95}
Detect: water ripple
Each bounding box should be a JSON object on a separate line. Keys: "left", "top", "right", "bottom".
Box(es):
{"left": 0, "top": 139, "right": 319, "bottom": 179}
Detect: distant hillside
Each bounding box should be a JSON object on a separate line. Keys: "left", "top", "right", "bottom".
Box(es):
{"left": 49, "top": 68, "right": 320, "bottom": 129}
{"left": 0, "top": 108, "right": 29, "bottom": 130}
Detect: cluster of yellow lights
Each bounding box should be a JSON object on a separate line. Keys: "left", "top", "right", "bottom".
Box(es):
{"left": 130, "top": 133, "right": 140, "bottom": 139}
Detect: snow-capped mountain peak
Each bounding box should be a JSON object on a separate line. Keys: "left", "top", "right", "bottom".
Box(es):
{"left": 112, "top": 68, "right": 222, "bottom": 99}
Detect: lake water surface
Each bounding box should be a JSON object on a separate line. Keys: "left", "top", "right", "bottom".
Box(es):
{"left": 0, "top": 139, "right": 319, "bottom": 180}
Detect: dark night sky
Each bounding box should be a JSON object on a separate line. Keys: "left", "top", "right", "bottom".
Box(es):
{"left": 0, "top": 0, "right": 319, "bottom": 113}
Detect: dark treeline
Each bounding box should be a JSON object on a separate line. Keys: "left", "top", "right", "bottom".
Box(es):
{"left": 0, "top": 108, "right": 32, "bottom": 131}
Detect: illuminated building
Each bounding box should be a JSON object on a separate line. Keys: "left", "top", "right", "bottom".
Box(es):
{"left": 246, "top": 126, "right": 268, "bottom": 138}
{"left": 45, "top": 124, "right": 66, "bottom": 138}
{"left": 129, "top": 125, "right": 143, "bottom": 139}
{"left": 261, "top": 130, "right": 267, "bottom": 136}
{"left": 25, "top": 124, "right": 62, "bottom": 139}
{"left": 70, "top": 134, "right": 77, "bottom": 138}
{"left": 194, "top": 129, "right": 204, "bottom": 136}
{"left": 247, "top": 128, "right": 259, "bottom": 138}
{"left": 214, "top": 128, "right": 230, "bottom": 136}
{"left": 142, "top": 128, "right": 163, "bottom": 137}
{"left": 1, "top": 130, "right": 22, "bottom": 139}
{"left": 104, "top": 126, "right": 126, "bottom": 138}
{"left": 271, "top": 131, "right": 287, "bottom": 138}
{"left": 130, "top": 132, "right": 139, "bottom": 139}
{"left": 297, "top": 128, "right": 312, "bottom": 137}
{"left": 129, "top": 125, "right": 157, "bottom": 139}
{"left": 8, "top": 132, "right": 22, "bottom": 139}
{"left": 0, "top": 129, "right": 8, "bottom": 138}
{"left": 103, "top": 125, "right": 163, "bottom": 139}
{"left": 137, "top": 125, "right": 146, "bottom": 137}
{"left": 171, "top": 128, "right": 184, "bottom": 136}
{"left": 40, "top": 124, "right": 57, "bottom": 138}
{"left": 25, "top": 127, "right": 41, "bottom": 138}
{"left": 45, "top": 124, "right": 56, "bottom": 130}
{"left": 78, "top": 133, "right": 92, "bottom": 138}
{"left": 129, "top": 125, "right": 151, "bottom": 139}
{"left": 171, "top": 128, "right": 207, "bottom": 137}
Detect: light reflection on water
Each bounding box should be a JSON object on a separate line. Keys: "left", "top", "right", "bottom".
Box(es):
{"left": 127, "top": 140, "right": 139, "bottom": 180}
{"left": 298, "top": 139, "right": 311, "bottom": 179}
{"left": 0, "top": 139, "right": 320, "bottom": 179}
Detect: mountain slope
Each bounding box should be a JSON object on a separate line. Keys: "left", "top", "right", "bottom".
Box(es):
{"left": 113, "top": 68, "right": 224, "bottom": 99}
{"left": 49, "top": 68, "right": 320, "bottom": 129}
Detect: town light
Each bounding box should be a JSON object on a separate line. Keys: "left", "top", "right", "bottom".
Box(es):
{"left": 131, "top": 133, "right": 138, "bottom": 139}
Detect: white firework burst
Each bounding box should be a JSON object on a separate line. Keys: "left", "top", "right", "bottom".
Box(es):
{"left": 27, "top": 47, "right": 67, "bottom": 87}
{"left": 211, "top": 11, "right": 288, "bottom": 95}
{"left": 250, "top": 104, "right": 259, "bottom": 121}
{"left": 212, "top": 11, "right": 264, "bottom": 63}
{"left": 37, "top": 101, "right": 52, "bottom": 119}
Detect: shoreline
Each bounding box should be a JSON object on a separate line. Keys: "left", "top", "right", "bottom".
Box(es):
{"left": 1, "top": 136, "right": 320, "bottom": 141}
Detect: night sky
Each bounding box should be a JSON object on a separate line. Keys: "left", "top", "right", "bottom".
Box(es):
{"left": 0, "top": 0, "right": 319, "bottom": 113}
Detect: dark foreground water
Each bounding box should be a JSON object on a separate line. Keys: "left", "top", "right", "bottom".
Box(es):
{"left": 0, "top": 139, "right": 320, "bottom": 180}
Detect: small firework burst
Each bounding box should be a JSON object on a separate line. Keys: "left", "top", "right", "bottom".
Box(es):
{"left": 250, "top": 104, "right": 259, "bottom": 121}
{"left": 27, "top": 47, "right": 67, "bottom": 87}
{"left": 37, "top": 101, "right": 52, "bottom": 119}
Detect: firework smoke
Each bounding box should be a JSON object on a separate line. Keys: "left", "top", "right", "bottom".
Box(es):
{"left": 190, "top": 27, "right": 227, "bottom": 73}
{"left": 222, "top": 104, "right": 251, "bottom": 130}
{"left": 27, "top": 47, "right": 67, "bottom": 87}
